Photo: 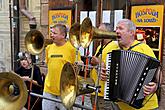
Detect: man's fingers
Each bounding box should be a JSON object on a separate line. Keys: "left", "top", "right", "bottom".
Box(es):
{"left": 143, "top": 82, "right": 157, "bottom": 96}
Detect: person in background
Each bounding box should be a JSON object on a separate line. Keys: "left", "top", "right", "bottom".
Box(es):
{"left": 15, "top": 51, "right": 43, "bottom": 110}
{"left": 145, "top": 29, "right": 159, "bottom": 49}
{"left": 42, "top": 23, "right": 82, "bottom": 110}
{"left": 100, "top": 19, "right": 161, "bottom": 110}
{"left": 90, "top": 23, "right": 119, "bottom": 110}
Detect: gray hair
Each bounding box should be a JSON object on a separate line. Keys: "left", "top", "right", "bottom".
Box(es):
{"left": 51, "top": 24, "right": 67, "bottom": 38}
{"left": 117, "top": 19, "right": 136, "bottom": 33}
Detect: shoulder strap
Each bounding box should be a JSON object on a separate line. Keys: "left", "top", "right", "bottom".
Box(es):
{"left": 95, "top": 40, "right": 112, "bottom": 57}
{"left": 128, "top": 42, "right": 142, "bottom": 50}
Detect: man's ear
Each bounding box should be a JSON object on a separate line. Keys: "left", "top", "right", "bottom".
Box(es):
{"left": 130, "top": 31, "right": 135, "bottom": 37}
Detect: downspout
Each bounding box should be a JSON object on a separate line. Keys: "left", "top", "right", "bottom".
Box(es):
{"left": 13, "top": 0, "right": 20, "bottom": 71}
{"left": 19, "top": 0, "right": 37, "bottom": 29}
{"left": 9, "top": 0, "right": 13, "bottom": 70}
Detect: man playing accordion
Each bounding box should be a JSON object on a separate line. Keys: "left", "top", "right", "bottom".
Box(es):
{"left": 100, "top": 19, "right": 162, "bottom": 110}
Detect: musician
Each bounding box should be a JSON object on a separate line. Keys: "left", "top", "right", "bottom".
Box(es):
{"left": 15, "top": 51, "right": 43, "bottom": 110}
{"left": 42, "top": 24, "right": 82, "bottom": 110}
{"left": 90, "top": 23, "right": 119, "bottom": 110}
{"left": 101, "top": 19, "right": 161, "bottom": 110}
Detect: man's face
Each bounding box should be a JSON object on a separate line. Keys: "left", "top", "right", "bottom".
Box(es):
{"left": 50, "top": 27, "right": 64, "bottom": 43}
{"left": 115, "top": 22, "right": 132, "bottom": 48}
{"left": 98, "top": 24, "right": 106, "bottom": 31}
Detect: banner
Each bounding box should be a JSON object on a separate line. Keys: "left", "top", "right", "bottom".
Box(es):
{"left": 131, "top": 5, "right": 164, "bottom": 60}
{"left": 48, "top": 10, "right": 72, "bottom": 38}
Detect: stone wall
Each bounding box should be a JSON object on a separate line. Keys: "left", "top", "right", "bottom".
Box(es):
{"left": 19, "top": 0, "right": 41, "bottom": 51}
{"left": 0, "top": 0, "right": 13, "bottom": 71}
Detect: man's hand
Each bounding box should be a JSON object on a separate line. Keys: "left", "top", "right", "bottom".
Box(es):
{"left": 100, "top": 62, "right": 107, "bottom": 81}
{"left": 75, "top": 61, "right": 84, "bottom": 65}
{"left": 91, "top": 56, "right": 99, "bottom": 66}
{"left": 21, "top": 76, "right": 31, "bottom": 82}
{"left": 143, "top": 82, "right": 157, "bottom": 96}
{"left": 75, "top": 61, "right": 84, "bottom": 71}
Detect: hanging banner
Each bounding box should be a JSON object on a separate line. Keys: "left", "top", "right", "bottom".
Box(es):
{"left": 131, "top": 5, "right": 164, "bottom": 60}
{"left": 48, "top": 10, "right": 72, "bottom": 38}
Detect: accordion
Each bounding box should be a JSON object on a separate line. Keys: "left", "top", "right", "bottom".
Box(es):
{"left": 104, "top": 50, "right": 160, "bottom": 109}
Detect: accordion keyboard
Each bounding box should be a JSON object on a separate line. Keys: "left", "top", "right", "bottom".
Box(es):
{"left": 104, "top": 53, "right": 111, "bottom": 100}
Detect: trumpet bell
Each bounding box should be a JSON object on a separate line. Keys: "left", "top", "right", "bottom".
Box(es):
{"left": 80, "top": 17, "right": 93, "bottom": 48}
{"left": 60, "top": 62, "right": 94, "bottom": 109}
{"left": 25, "top": 30, "right": 45, "bottom": 55}
{"left": 80, "top": 17, "right": 117, "bottom": 48}
{"left": 69, "top": 22, "right": 81, "bottom": 48}
{"left": 60, "top": 62, "right": 77, "bottom": 109}
{"left": 0, "top": 72, "right": 28, "bottom": 110}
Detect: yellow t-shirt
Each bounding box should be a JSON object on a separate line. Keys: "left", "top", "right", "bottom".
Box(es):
{"left": 115, "top": 40, "right": 158, "bottom": 110}
{"left": 91, "top": 40, "right": 158, "bottom": 109}
{"left": 90, "top": 41, "right": 118, "bottom": 96}
{"left": 44, "top": 41, "right": 81, "bottom": 96}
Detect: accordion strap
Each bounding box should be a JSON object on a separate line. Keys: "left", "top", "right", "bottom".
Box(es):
{"left": 128, "top": 42, "right": 142, "bottom": 50}
{"left": 95, "top": 40, "right": 112, "bottom": 57}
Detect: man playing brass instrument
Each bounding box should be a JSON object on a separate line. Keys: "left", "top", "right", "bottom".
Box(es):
{"left": 42, "top": 24, "right": 82, "bottom": 110}
{"left": 90, "top": 23, "right": 119, "bottom": 110}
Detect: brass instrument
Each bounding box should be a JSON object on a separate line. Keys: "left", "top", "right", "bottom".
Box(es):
{"left": 69, "top": 17, "right": 117, "bottom": 48}
{"left": 25, "top": 29, "right": 53, "bottom": 55}
{"left": 80, "top": 17, "right": 117, "bottom": 48}
{"left": 69, "top": 22, "right": 81, "bottom": 48}
{"left": 0, "top": 71, "right": 28, "bottom": 110}
{"left": 60, "top": 62, "right": 94, "bottom": 109}
{"left": 24, "top": 17, "right": 117, "bottom": 109}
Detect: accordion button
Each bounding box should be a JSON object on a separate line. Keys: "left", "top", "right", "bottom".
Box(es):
{"left": 139, "top": 83, "right": 142, "bottom": 86}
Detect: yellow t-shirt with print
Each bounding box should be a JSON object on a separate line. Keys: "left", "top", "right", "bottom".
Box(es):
{"left": 90, "top": 41, "right": 118, "bottom": 96}
{"left": 115, "top": 40, "right": 158, "bottom": 110}
{"left": 44, "top": 41, "right": 81, "bottom": 96}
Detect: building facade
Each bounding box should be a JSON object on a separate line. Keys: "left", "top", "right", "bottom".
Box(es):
{"left": 0, "top": 0, "right": 165, "bottom": 109}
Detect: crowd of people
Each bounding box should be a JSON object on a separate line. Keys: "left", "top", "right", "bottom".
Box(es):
{"left": 15, "top": 18, "right": 161, "bottom": 110}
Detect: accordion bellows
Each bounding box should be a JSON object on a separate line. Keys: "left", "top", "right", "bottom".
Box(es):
{"left": 104, "top": 50, "right": 160, "bottom": 109}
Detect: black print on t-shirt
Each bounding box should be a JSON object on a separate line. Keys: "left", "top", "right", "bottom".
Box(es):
{"left": 51, "top": 55, "right": 63, "bottom": 58}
